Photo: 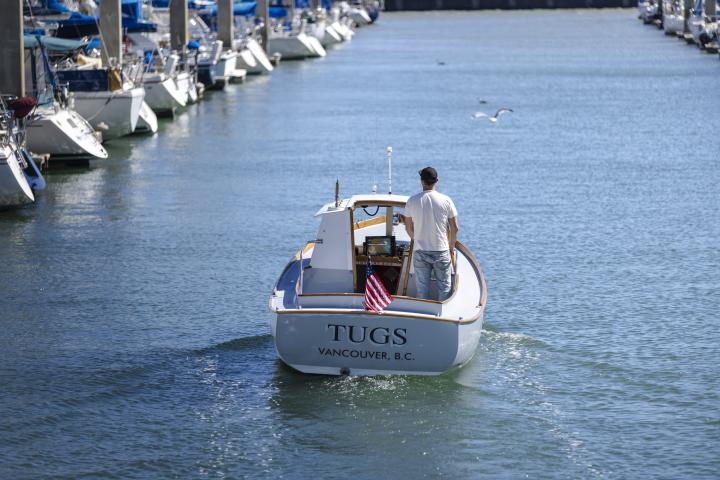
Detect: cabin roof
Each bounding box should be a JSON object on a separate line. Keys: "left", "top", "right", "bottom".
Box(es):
{"left": 314, "top": 194, "right": 410, "bottom": 216}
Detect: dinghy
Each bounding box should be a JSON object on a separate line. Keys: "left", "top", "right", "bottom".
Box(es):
{"left": 269, "top": 160, "right": 487, "bottom": 376}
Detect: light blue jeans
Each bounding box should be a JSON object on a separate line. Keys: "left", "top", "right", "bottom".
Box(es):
{"left": 413, "top": 250, "right": 452, "bottom": 301}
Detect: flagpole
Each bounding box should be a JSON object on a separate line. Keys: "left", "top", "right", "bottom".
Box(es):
{"left": 299, "top": 246, "right": 304, "bottom": 296}
{"left": 386, "top": 146, "right": 392, "bottom": 195}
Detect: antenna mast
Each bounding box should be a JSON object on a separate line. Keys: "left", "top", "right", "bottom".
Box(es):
{"left": 386, "top": 146, "right": 393, "bottom": 195}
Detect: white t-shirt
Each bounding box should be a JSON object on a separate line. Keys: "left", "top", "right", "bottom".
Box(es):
{"left": 405, "top": 190, "right": 458, "bottom": 252}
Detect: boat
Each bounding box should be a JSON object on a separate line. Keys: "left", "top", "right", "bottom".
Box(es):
{"left": 320, "top": 22, "right": 345, "bottom": 46}
{"left": 21, "top": 35, "right": 108, "bottom": 160}
{"left": 0, "top": 141, "right": 35, "bottom": 208}
{"left": 128, "top": 46, "right": 189, "bottom": 117}
{"left": 243, "top": 38, "right": 275, "bottom": 74}
{"left": 268, "top": 30, "right": 322, "bottom": 60}
{"left": 25, "top": 102, "right": 108, "bottom": 159}
{"left": 134, "top": 100, "right": 158, "bottom": 134}
{"left": 5, "top": 97, "right": 47, "bottom": 191}
{"left": 269, "top": 176, "right": 487, "bottom": 376}
{"left": 55, "top": 66, "right": 145, "bottom": 141}
{"left": 688, "top": 0, "right": 719, "bottom": 50}
{"left": 663, "top": 0, "right": 689, "bottom": 36}
{"left": 187, "top": 14, "right": 237, "bottom": 89}
{"left": 0, "top": 98, "right": 45, "bottom": 207}
{"left": 638, "top": 0, "right": 663, "bottom": 25}
{"left": 141, "top": 71, "right": 188, "bottom": 116}
{"left": 265, "top": 8, "right": 327, "bottom": 60}
{"left": 304, "top": 32, "right": 328, "bottom": 57}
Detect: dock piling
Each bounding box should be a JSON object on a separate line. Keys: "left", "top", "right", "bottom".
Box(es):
{"left": 705, "top": 0, "right": 717, "bottom": 18}
{"left": 99, "top": 0, "right": 122, "bottom": 66}
{"left": 218, "top": 0, "right": 234, "bottom": 49}
{"left": 257, "top": 0, "right": 269, "bottom": 52}
{"left": 170, "top": 0, "right": 189, "bottom": 53}
{"left": 0, "top": 0, "right": 24, "bottom": 97}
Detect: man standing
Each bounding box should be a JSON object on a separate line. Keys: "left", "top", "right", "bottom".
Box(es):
{"left": 404, "top": 167, "right": 459, "bottom": 301}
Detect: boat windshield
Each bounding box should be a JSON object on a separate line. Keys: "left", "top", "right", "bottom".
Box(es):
{"left": 351, "top": 203, "right": 413, "bottom": 296}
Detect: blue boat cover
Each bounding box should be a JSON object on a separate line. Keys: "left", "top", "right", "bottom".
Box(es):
{"left": 24, "top": 35, "right": 87, "bottom": 52}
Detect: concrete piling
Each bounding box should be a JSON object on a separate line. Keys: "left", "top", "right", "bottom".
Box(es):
{"left": 99, "top": 0, "right": 122, "bottom": 66}
{"left": 217, "top": 0, "right": 234, "bottom": 49}
{"left": 0, "top": 0, "right": 24, "bottom": 97}
{"left": 257, "top": 0, "right": 269, "bottom": 52}
{"left": 170, "top": 0, "right": 189, "bottom": 52}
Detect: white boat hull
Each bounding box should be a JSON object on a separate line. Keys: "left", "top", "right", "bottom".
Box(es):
{"left": 71, "top": 87, "right": 145, "bottom": 140}
{"left": 664, "top": 13, "right": 686, "bottom": 34}
{"left": 244, "top": 39, "right": 274, "bottom": 74}
{"left": 272, "top": 311, "right": 482, "bottom": 376}
{"left": 143, "top": 76, "right": 187, "bottom": 115}
{"left": 268, "top": 33, "right": 317, "bottom": 60}
{"left": 322, "top": 24, "right": 344, "bottom": 46}
{"left": 134, "top": 101, "right": 158, "bottom": 134}
{"left": 176, "top": 72, "right": 199, "bottom": 104}
{"left": 216, "top": 51, "right": 238, "bottom": 85}
{"left": 0, "top": 145, "right": 34, "bottom": 206}
{"left": 25, "top": 107, "right": 108, "bottom": 159}
{"left": 349, "top": 8, "right": 372, "bottom": 26}
{"left": 236, "top": 48, "right": 258, "bottom": 71}
{"left": 305, "top": 36, "right": 327, "bottom": 57}
{"left": 332, "top": 21, "right": 354, "bottom": 41}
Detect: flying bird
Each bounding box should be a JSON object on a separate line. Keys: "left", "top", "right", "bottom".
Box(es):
{"left": 471, "top": 108, "right": 513, "bottom": 123}
{"left": 478, "top": 99, "right": 488, "bottom": 104}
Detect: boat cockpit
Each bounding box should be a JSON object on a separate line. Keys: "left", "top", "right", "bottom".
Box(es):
{"left": 297, "top": 194, "right": 455, "bottom": 302}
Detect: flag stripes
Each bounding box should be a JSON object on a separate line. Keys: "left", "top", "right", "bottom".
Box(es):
{"left": 364, "top": 257, "right": 393, "bottom": 313}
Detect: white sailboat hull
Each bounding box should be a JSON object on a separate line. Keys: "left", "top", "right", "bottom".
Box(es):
{"left": 305, "top": 36, "right": 327, "bottom": 57}
{"left": 244, "top": 39, "right": 274, "bottom": 74}
{"left": 236, "top": 48, "right": 258, "bottom": 70}
{"left": 25, "top": 107, "right": 108, "bottom": 159}
{"left": 71, "top": 87, "right": 145, "bottom": 140}
{"left": 268, "top": 33, "right": 317, "bottom": 60}
{"left": 348, "top": 8, "right": 372, "bottom": 26}
{"left": 134, "top": 101, "right": 158, "bottom": 134}
{"left": 214, "top": 51, "right": 238, "bottom": 87}
{"left": 322, "top": 24, "right": 344, "bottom": 46}
{"left": 332, "top": 21, "right": 354, "bottom": 41}
{"left": 0, "top": 145, "right": 34, "bottom": 206}
{"left": 176, "top": 72, "right": 199, "bottom": 104}
{"left": 143, "top": 76, "right": 187, "bottom": 114}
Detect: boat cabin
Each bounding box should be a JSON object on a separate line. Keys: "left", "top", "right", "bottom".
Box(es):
{"left": 299, "top": 194, "right": 449, "bottom": 300}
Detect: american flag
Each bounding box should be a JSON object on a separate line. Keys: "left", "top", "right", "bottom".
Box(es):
{"left": 364, "top": 257, "right": 393, "bottom": 313}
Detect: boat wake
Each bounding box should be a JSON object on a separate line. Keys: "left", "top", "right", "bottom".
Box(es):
{"left": 481, "top": 327, "right": 548, "bottom": 348}
{"left": 196, "top": 333, "right": 274, "bottom": 354}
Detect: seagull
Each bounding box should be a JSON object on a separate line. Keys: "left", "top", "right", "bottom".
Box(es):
{"left": 471, "top": 108, "right": 513, "bottom": 123}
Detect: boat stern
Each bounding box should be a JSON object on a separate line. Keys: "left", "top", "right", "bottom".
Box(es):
{"left": 273, "top": 311, "right": 475, "bottom": 376}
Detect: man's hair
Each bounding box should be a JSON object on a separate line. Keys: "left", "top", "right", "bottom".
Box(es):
{"left": 419, "top": 167, "right": 438, "bottom": 185}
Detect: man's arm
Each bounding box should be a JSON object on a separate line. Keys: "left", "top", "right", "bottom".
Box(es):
{"left": 404, "top": 216, "right": 414, "bottom": 240}
{"left": 448, "top": 216, "right": 459, "bottom": 255}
